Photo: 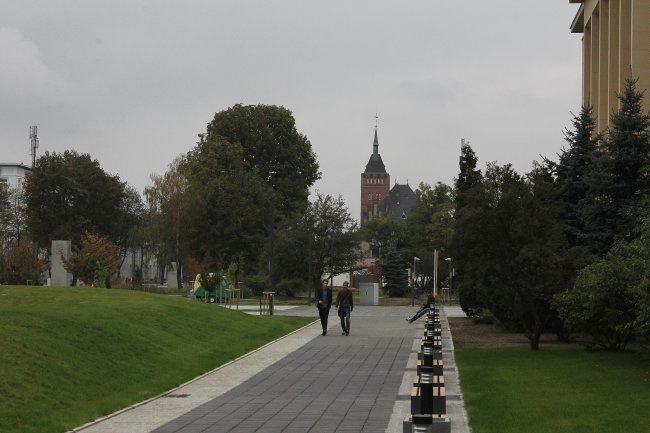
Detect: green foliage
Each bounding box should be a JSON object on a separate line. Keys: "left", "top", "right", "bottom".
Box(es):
{"left": 200, "top": 272, "right": 223, "bottom": 293}
{"left": 362, "top": 213, "right": 407, "bottom": 254}
{"left": 454, "top": 140, "right": 482, "bottom": 209}
{"left": 185, "top": 136, "right": 273, "bottom": 272}
{"left": 407, "top": 182, "right": 454, "bottom": 253}
{"left": 0, "top": 286, "right": 313, "bottom": 433}
{"left": 23, "top": 151, "right": 127, "bottom": 250}
{"left": 205, "top": 104, "right": 320, "bottom": 217}
{"left": 62, "top": 232, "right": 120, "bottom": 287}
{"left": 456, "top": 345, "right": 650, "bottom": 433}
{"left": 580, "top": 79, "right": 650, "bottom": 256}
{"left": 144, "top": 157, "right": 189, "bottom": 289}
{"left": 302, "top": 193, "right": 360, "bottom": 295}
{"left": 275, "top": 278, "right": 305, "bottom": 297}
{"left": 556, "top": 105, "right": 599, "bottom": 255}
{"left": 554, "top": 215, "right": 650, "bottom": 350}
{"left": 243, "top": 274, "right": 269, "bottom": 298}
{"left": 451, "top": 159, "right": 568, "bottom": 349}
{"left": 380, "top": 247, "right": 409, "bottom": 297}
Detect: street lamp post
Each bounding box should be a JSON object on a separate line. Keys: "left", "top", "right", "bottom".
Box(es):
{"left": 412, "top": 256, "right": 420, "bottom": 306}
{"left": 445, "top": 257, "right": 452, "bottom": 304}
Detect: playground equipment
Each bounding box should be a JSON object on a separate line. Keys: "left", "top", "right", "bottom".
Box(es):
{"left": 191, "top": 273, "right": 230, "bottom": 303}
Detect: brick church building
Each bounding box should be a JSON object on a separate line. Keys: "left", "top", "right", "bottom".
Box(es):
{"left": 360, "top": 127, "right": 415, "bottom": 227}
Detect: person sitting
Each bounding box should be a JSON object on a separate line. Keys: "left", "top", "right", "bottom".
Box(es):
{"left": 406, "top": 289, "right": 435, "bottom": 323}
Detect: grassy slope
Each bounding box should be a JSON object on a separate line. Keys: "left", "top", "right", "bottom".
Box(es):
{"left": 456, "top": 345, "right": 650, "bottom": 433}
{"left": 0, "top": 286, "right": 315, "bottom": 433}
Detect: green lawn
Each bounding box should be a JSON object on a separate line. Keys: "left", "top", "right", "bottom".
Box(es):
{"left": 455, "top": 345, "right": 650, "bottom": 433}
{"left": 0, "top": 286, "right": 315, "bottom": 433}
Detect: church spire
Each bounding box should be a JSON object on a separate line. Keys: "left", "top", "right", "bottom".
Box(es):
{"left": 373, "top": 126, "right": 379, "bottom": 155}
{"left": 373, "top": 113, "right": 379, "bottom": 155}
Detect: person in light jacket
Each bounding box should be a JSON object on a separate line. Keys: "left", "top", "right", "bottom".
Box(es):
{"left": 335, "top": 281, "right": 354, "bottom": 336}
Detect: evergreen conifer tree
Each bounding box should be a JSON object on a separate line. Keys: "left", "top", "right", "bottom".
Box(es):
{"left": 581, "top": 79, "right": 650, "bottom": 256}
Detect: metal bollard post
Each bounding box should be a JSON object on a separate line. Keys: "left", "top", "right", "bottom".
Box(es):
{"left": 268, "top": 293, "right": 274, "bottom": 316}
{"left": 420, "top": 366, "right": 434, "bottom": 415}
{"left": 425, "top": 328, "right": 434, "bottom": 343}
{"left": 422, "top": 341, "right": 434, "bottom": 366}
{"left": 412, "top": 414, "right": 432, "bottom": 433}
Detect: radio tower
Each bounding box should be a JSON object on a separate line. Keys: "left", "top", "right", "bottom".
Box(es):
{"left": 30, "top": 125, "right": 39, "bottom": 168}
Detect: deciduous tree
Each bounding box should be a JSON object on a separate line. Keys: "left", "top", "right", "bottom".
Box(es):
{"left": 62, "top": 231, "right": 119, "bottom": 287}
{"left": 205, "top": 104, "right": 320, "bottom": 217}
{"left": 23, "top": 151, "right": 125, "bottom": 251}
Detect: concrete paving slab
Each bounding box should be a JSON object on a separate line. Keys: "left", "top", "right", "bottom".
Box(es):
{"left": 71, "top": 304, "right": 471, "bottom": 433}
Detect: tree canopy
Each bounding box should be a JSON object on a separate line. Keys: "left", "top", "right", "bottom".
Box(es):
{"left": 23, "top": 151, "right": 127, "bottom": 250}
{"left": 204, "top": 104, "right": 320, "bottom": 217}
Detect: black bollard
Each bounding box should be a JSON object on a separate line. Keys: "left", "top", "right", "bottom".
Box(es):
{"left": 268, "top": 293, "right": 274, "bottom": 316}
{"left": 420, "top": 366, "right": 434, "bottom": 415}
{"left": 422, "top": 341, "right": 434, "bottom": 366}
{"left": 411, "top": 414, "right": 432, "bottom": 433}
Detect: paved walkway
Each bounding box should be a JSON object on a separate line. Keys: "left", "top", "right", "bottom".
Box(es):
{"left": 72, "top": 305, "right": 470, "bottom": 433}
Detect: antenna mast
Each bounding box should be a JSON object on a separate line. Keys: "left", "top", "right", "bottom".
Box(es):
{"left": 30, "top": 125, "right": 39, "bottom": 167}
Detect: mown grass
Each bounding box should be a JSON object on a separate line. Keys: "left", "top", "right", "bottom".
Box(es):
{"left": 0, "top": 286, "right": 315, "bottom": 433}
{"left": 455, "top": 345, "right": 650, "bottom": 433}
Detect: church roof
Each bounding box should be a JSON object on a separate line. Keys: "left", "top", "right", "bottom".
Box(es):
{"left": 364, "top": 128, "right": 387, "bottom": 174}
{"left": 383, "top": 183, "right": 416, "bottom": 220}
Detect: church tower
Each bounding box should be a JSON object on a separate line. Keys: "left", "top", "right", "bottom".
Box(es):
{"left": 360, "top": 126, "right": 390, "bottom": 227}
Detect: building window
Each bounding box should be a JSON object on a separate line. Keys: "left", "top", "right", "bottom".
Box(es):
{"left": 378, "top": 194, "right": 381, "bottom": 200}
{"left": 368, "top": 193, "right": 372, "bottom": 200}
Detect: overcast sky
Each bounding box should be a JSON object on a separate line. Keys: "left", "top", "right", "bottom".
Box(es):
{"left": 1, "top": 1, "right": 582, "bottom": 221}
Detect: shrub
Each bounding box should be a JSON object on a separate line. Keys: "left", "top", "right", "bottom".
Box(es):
{"left": 243, "top": 275, "right": 268, "bottom": 298}
{"left": 275, "top": 278, "right": 305, "bottom": 297}
{"left": 553, "top": 238, "right": 648, "bottom": 351}
{"left": 0, "top": 240, "right": 46, "bottom": 285}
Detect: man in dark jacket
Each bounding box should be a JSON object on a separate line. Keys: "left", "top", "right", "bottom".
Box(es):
{"left": 315, "top": 279, "right": 333, "bottom": 335}
{"left": 335, "top": 281, "right": 354, "bottom": 336}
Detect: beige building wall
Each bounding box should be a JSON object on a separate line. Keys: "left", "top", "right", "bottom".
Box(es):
{"left": 570, "top": 0, "right": 650, "bottom": 132}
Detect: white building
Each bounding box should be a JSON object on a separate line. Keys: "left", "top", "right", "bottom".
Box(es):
{"left": 0, "top": 163, "right": 31, "bottom": 190}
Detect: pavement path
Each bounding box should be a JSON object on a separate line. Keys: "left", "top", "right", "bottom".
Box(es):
{"left": 72, "top": 305, "right": 470, "bottom": 433}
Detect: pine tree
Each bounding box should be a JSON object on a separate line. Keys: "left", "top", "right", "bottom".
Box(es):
{"left": 454, "top": 140, "right": 482, "bottom": 211}
{"left": 557, "top": 105, "right": 599, "bottom": 247}
{"left": 580, "top": 79, "right": 650, "bottom": 256}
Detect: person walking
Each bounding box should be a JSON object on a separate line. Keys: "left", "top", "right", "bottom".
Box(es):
{"left": 335, "top": 281, "right": 354, "bottom": 336}
{"left": 315, "top": 279, "right": 333, "bottom": 335}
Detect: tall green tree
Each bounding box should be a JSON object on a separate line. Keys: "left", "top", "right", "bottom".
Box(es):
{"left": 450, "top": 141, "right": 485, "bottom": 313}
{"left": 407, "top": 181, "right": 454, "bottom": 253}
{"left": 580, "top": 79, "right": 650, "bottom": 256}
{"left": 23, "top": 151, "right": 126, "bottom": 251}
{"left": 204, "top": 104, "right": 320, "bottom": 217}
{"left": 361, "top": 214, "right": 407, "bottom": 258}
{"left": 144, "top": 157, "right": 189, "bottom": 289}
{"left": 380, "top": 246, "right": 409, "bottom": 297}
{"left": 115, "top": 185, "right": 144, "bottom": 276}
{"left": 454, "top": 140, "right": 482, "bottom": 210}
{"left": 452, "top": 160, "right": 567, "bottom": 349}
{"left": 302, "top": 193, "right": 359, "bottom": 301}
{"left": 556, "top": 105, "right": 599, "bottom": 250}
{"left": 184, "top": 135, "right": 273, "bottom": 273}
